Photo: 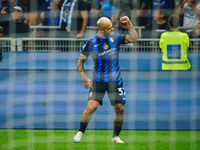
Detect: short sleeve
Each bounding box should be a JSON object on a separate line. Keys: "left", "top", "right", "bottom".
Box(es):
{"left": 115, "top": 33, "right": 126, "bottom": 44}
{"left": 81, "top": 39, "right": 91, "bottom": 56}
{"left": 79, "top": 0, "right": 87, "bottom": 11}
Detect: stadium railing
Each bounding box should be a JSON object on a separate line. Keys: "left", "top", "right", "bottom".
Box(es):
{"left": 29, "top": 26, "right": 194, "bottom": 39}
{"left": 30, "top": 26, "right": 145, "bottom": 38}
{"left": 0, "top": 38, "right": 199, "bottom": 53}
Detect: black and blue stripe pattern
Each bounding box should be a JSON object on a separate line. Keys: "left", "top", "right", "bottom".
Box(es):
{"left": 82, "top": 32, "right": 126, "bottom": 82}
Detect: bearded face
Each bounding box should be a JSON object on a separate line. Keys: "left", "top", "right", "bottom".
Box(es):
{"left": 103, "top": 22, "right": 114, "bottom": 37}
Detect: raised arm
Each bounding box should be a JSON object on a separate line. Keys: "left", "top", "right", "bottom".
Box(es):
{"left": 77, "top": 53, "right": 93, "bottom": 89}
{"left": 119, "top": 16, "right": 138, "bottom": 43}
{"left": 175, "top": 0, "right": 187, "bottom": 14}
{"left": 0, "top": 7, "right": 8, "bottom": 15}
{"left": 192, "top": 1, "right": 200, "bottom": 17}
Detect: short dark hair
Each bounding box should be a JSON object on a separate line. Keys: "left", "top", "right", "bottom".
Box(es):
{"left": 168, "top": 14, "right": 181, "bottom": 28}
{"left": 119, "top": 9, "right": 131, "bottom": 20}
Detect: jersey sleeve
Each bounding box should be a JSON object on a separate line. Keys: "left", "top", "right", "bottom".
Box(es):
{"left": 79, "top": 0, "right": 87, "bottom": 11}
{"left": 115, "top": 32, "right": 126, "bottom": 44}
{"left": 81, "top": 39, "right": 91, "bottom": 56}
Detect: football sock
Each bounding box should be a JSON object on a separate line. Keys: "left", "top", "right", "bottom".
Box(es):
{"left": 79, "top": 122, "right": 88, "bottom": 133}
{"left": 113, "top": 126, "right": 122, "bottom": 137}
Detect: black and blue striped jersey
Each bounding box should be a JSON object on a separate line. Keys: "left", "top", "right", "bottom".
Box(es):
{"left": 82, "top": 32, "right": 126, "bottom": 82}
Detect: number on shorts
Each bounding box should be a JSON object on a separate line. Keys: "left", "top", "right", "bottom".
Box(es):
{"left": 118, "top": 87, "right": 125, "bottom": 96}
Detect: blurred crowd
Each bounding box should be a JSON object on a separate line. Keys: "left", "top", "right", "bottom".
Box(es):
{"left": 0, "top": 0, "right": 200, "bottom": 39}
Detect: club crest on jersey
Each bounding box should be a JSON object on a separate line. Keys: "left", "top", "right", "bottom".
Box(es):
{"left": 103, "top": 43, "right": 109, "bottom": 49}
{"left": 109, "top": 37, "right": 114, "bottom": 42}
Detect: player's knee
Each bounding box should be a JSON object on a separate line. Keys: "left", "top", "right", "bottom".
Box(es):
{"left": 115, "top": 103, "right": 124, "bottom": 114}
{"left": 86, "top": 104, "right": 98, "bottom": 114}
{"left": 86, "top": 106, "right": 97, "bottom": 114}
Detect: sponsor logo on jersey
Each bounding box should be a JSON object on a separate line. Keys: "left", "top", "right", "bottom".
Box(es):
{"left": 98, "top": 48, "right": 116, "bottom": 56}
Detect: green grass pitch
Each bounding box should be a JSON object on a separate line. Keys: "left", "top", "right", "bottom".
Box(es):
{"left": 0, "top": 129, "right": 200, "bottom": 150}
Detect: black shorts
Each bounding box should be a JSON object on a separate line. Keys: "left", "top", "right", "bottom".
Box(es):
{"left": 88, "top": 81, "right": 126, "bottom": 106}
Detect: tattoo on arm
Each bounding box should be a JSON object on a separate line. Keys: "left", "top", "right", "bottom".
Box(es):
{"left": 126, "top": 25, "right": 138, "bottom": 43}
{"left": 77, "top": 54, "right": 88, "bottom": 81}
